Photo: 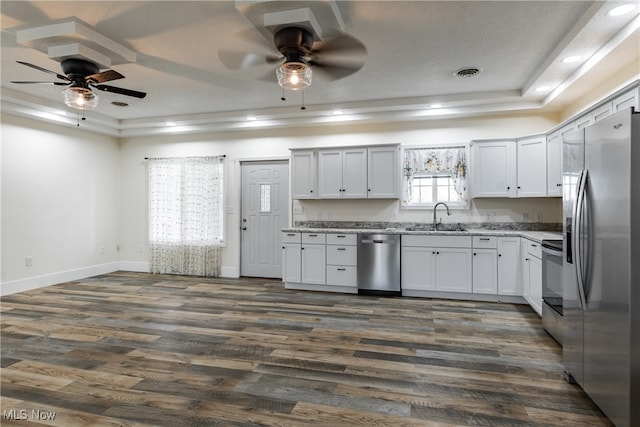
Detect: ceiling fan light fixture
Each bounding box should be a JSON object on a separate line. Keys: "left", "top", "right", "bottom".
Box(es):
{"left": 276, "top": 61, "right": 312, "bottom": 91}
{"left": 63, "top": 85, "right": 98, "bottom": 110}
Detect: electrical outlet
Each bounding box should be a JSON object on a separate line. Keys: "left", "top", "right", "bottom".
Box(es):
{"left": 327, "top": 211, "right": 332, "bottom": 220}
{"left": 292, "top": 205, "right": 304, "bottom": 214}
{"left": 486, "top": 212, "right": 496, "bottom": 222}
{"left": 25, "top": 256, "right": 32, "bottom": 267}
{"left": 522, "top": 212, "right": 529, "bottom": 222}
{"left": 316, "top": 211, "right": 322, "bottom": 220}
{"left": 535, "top": 212, "right": 543, "bottom": 222}
{"left": 116, "top": 245, "right": 121, "bottom": 252}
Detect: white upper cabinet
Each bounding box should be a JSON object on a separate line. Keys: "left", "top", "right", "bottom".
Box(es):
{"left": 516, "top": 136, "right": 547, "bottom": 197}
{"left": 318, "top": 148, "right": 367, "bottom": 199}
{"left": 293, "top": 145, "right": 399, "bottom": 200}
{"left": 367, "top": 146, "right": 399, "bottom": 198}
{"left": 471, "top": 140, "right": 517, "bottom": 198}
{"left": 546, "top": 132, "right": 562, "bottom": 196}
{"left": 291, "top": 151, "right": 316, "bottom": 199}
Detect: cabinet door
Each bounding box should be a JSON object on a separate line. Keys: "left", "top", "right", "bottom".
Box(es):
{"left": 546, "top": 132, "right": 562, "bottom": 196}
{"left": 472, "top": 249, "right": 497, "bottom": 294}
{"left": 401, "top": 246, "right": 435, "bottom": 290}
{"left": 435, "top": 248, "right": 472, "bottom": 292}
{"left": 497, "top": 237, "right": 521, "bottom": 296}
{"left": 528, "top": 255, "right": 542, "bottom": 315}
{"left": 342, "top": 148, "right": 368, "bottom": 198}
{"left": 282, "top": 243, "right": 301, "bottom": 282}
{"left": 472, "top": 141, "right": 516, "bottom": 198}
{"left": 613, "top": 87, "right": 639, "bottom": 112}
{"left": 520, "top": 239, "right": 530, "bottom": 300}
{"left": 317, "top": 150, "right": 343, "bottom": 198}
{"left": 517, "top": 136, "right": 547, "bottom": 197}
{"left": 367, "top": 146, "right": 399, "bottom": 198}
{"left": 291, "top": 151, "right": 316, "bottom": 199}
{"left": 301, "top": 244, "right": 326, "bottom": 284}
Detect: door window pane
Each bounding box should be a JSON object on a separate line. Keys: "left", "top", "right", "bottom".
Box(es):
{"left": 260, "top": 184, "right": 271, "bottom": 212}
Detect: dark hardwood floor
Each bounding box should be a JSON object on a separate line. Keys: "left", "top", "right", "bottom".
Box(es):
{"left": 1, "top": 271, "right": 612, "bottom": 426}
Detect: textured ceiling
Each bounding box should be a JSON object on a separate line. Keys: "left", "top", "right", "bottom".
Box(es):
{"left": 1, "top": 1, "right": 638, "bottom": 135}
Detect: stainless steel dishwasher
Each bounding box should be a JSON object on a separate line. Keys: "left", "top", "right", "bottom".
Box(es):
{"left": 357, "top": 234, "right": 401, "bottom": 295}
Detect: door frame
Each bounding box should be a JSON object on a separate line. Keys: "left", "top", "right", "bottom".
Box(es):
{"left": 237, "top": 156, "right": 290, "bottom": 278}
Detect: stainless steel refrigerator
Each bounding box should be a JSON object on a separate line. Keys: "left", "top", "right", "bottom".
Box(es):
{"left": 562, "top": 108, "right": 639, "bottom": 427}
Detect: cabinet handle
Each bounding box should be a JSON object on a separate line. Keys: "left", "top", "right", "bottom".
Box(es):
{"left": 336, "top": 235, "right": 346, "bottom": 238}
{"left": 310, "top": 190, "right": 313, "bottom": 193}
{"left": 517, "top": 186, "right": 521, "bottom": 189}
{"left": 309, "top": 234, "right": 318, "bottom": 237}
{"left": 436, "top": 251, "right": 440, "bottom": 255}
{"left": 337, "top": 268, "right": 346, "bottom": 271}
{"left": 479, "top": 238, "right": 490, "bottom": 241}
{"left": 498, "top": 254, "right": 502, "bottom": 257}
{"left": 287, "top": 233, "right": 296, "bottom": 236}
{"left": 282, "top": 246, "right": 285, "bottom": 249}
{"left": 473, "top": 252, "right": 477, "bottom": 256}
{"left": 557, "top": 183, "right": 562, "bottom": 187}
{"left": 432, "top": 251, "right": 436, "bottom": 254}
{"left": 337, "top": 248, "right": 346, "bottom": 251}
{"left": 525, "top": 257, "right": 529, "bottom": 261}
{"left": 368, "top": 189, "right": 371, "bottom": 192}
{"left": 301, "top": 247, "right": 305, "bottom": 250}
{"left": 507, "top": 186, "right": 511, "bottom": 190}
{"left": 531, "top": 244, "right": 537, "bottom": 247}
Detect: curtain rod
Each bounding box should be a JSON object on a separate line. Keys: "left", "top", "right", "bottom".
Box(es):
{"left": 144, "top": 155, "right": 226, "bottom": 160}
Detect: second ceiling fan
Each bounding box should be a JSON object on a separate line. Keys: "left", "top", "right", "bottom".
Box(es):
{"left": 219, "top": 26, "right": 367, "bottom": 97}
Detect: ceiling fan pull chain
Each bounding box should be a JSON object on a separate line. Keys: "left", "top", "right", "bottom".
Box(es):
{"left": 301, "top": 90, "right": 306, "bottom": 110}
{"left": 281, "top": 86, "right": 286, "bottom": 101}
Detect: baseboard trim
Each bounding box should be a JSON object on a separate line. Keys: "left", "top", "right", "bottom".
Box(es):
{"left": 118, "top": 261, "right": 149, "bottom": 273}
{"left": 220, "top": 266, "right": 239, "bottom": 278}
{"left": 0, "top": 262, "right": 120, "bottom": 296}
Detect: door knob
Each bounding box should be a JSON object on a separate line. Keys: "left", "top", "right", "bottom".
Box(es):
{"left": 242, "top": 227, "right": 247, "bottom": 231}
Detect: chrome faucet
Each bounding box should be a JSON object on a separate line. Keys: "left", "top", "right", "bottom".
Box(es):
{"left": 433, "top": 202, "right": 451, "bottom": 230}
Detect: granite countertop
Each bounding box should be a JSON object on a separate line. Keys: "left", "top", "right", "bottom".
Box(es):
{"left": 282, "top": 222, "right": 562, "bottom": 244}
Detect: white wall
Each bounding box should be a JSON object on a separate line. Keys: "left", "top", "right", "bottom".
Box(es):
{"left": 1, "top": 114, "right": 121, "bottom": 295}
{"left": 118, "top": 111, "right": 560, "bottom": 278}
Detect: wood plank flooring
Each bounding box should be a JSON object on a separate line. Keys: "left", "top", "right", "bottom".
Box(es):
{"left": 1, "top": 272, "right": 613, "bottom": 426}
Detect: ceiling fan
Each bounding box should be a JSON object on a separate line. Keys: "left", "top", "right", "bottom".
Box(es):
{"left": 11, "top": 58, "right": 146, "bottom": 111}
{"left": 219, "top": 26, "right": 367, "bottom": 99}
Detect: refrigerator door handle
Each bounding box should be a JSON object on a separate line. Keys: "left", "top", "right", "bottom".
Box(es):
{"left": 574, "top": 169, "right": 588, "bottom": 310}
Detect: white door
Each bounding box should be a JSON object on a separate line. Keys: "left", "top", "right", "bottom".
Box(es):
{"left": 241, "top": 161, "right": 289, "bottom": 278}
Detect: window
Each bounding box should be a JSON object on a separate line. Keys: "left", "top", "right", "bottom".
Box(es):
{"left": 402, "top": 146, "right": 468, "bottom": 208}
{"left": 148, "top": 156, "right": 225, "bottom": 276}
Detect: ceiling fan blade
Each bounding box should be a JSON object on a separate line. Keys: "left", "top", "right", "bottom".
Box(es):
{"left": 87, "top": 69, "right": 125, "bottom": 83}
{"left": 313, "top": 32, "right": 367, "bottom": 57}
{"left": 11, "top": 81, "right": 71, "bottom": 86}
{"left": 16, "top": 61, "right": 71, "bottom": 81}
{"left": 93, "top": 84, "right": 147, "bottom": 98}
{"left": 308, "top": 59, "right": 365, "bottom": 81}
{"left": 219, "top": 49, "right": 281, "bottom": 71}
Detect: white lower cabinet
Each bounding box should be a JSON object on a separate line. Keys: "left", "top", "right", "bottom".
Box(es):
{"left": 326, "top": 233, "right": 357, "bottom": 287}
{"left": 521, "top": 238, "right": 542, "bottom": 315}
{"left": 497, "top": 237, "right": 521, "bottom": 296}
{"left": 472, "top": 236, "right": 498, "bottom": 295}
{"left": 401, "top": 235, "right": 472, "bottom": 293}
{"left": 301, "top": 244, "right": 326, "bottom": 284}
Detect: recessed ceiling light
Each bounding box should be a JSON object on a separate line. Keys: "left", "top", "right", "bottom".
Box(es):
{"left": 608, "top": 4, "right": 635, "bottom": 16}
{"left": 332, "top": 110, "right": 343, "bottom": 115}
{"left": 536, "top": 86, "right": 551, "bottom": 92}
{"left": 166, "top": 121, "right": 176, "bottom": 126}
{"left": 247, "top": 116, "right": 256, "bottom": 121}
{"left": 430, "top": 103, "right": 443, "bottom": 109}
{"left": 562, "top": 55, "right": 582, "bottom": 64}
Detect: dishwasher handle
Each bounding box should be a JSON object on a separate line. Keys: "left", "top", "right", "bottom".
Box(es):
{"left": 361, "top": 238, "right": 393, "bottom": 244}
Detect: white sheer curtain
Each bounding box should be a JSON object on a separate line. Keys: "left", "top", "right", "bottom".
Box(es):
{"left": 148, "top": 156, "right": 224, "bottom": 276}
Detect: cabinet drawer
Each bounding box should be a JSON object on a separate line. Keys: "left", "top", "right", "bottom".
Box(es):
{"left": 326, "top": 233, "right": 357, "bottom": 245}
{"left": 402, "top": 235, "right": 471, "bottom": 248}
{"left": 526, "top": 240, "right": 542, "bottom": 258}
{"left": 473, "top": 236, "right": 497, "bottom": 248}
{"left": 326, "top": 265, "right": 357, "bottom": 286}
{"left": 302, "top": 233, "right": 326, "bottom": 244}
{"left": 282, "top": 232, "right": 301, "bottom": 243}
{"left": 327, "top": 245, "right": 357, "bottom": 266}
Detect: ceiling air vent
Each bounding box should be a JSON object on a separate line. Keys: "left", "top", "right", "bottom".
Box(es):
{"left": 454, "top": 67, "right": 482, "bottom": 78}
